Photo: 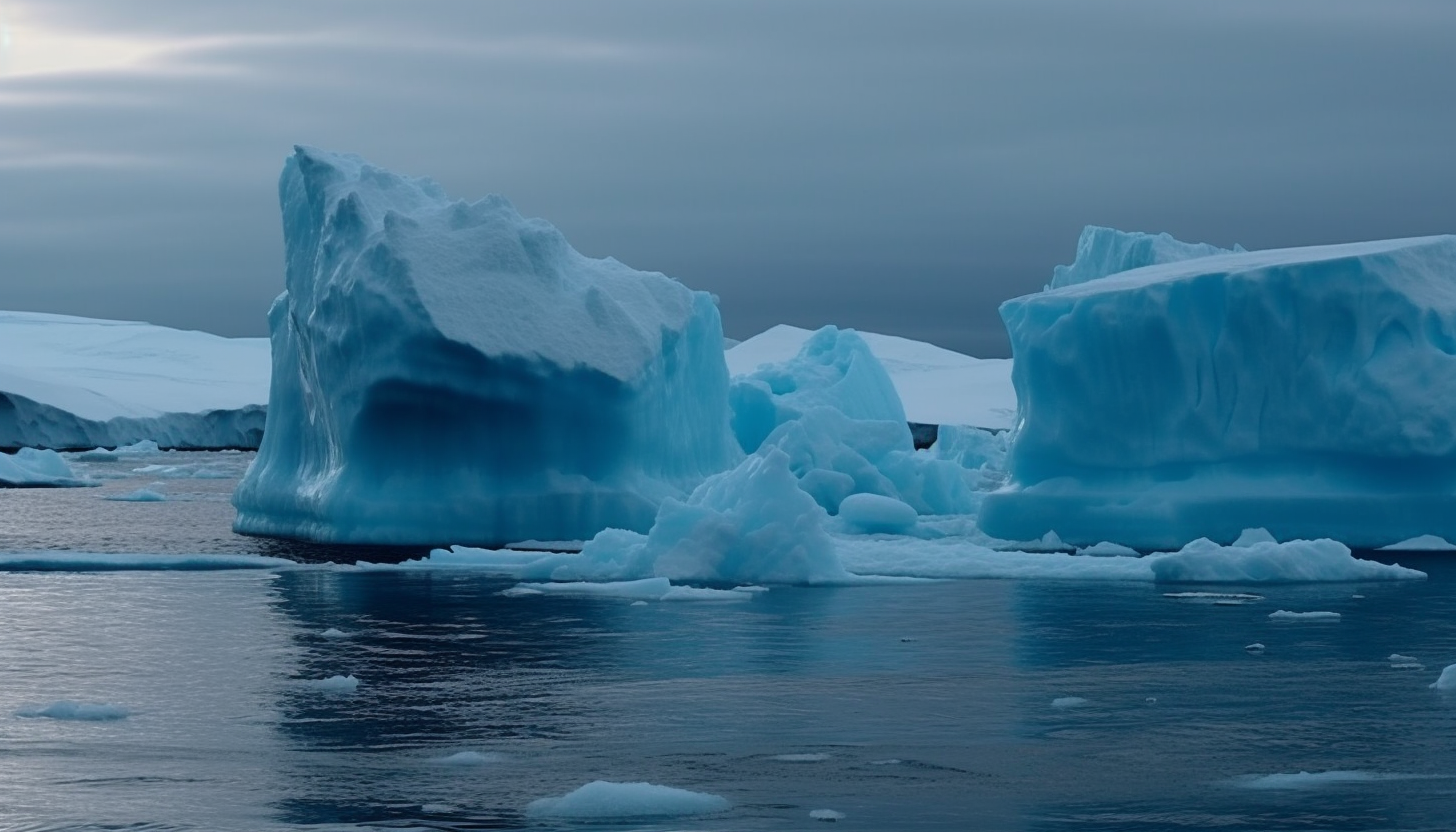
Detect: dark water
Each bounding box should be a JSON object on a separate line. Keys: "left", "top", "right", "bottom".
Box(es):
{"left": 2, "top": 452, "right": 1456, "bottom": 831}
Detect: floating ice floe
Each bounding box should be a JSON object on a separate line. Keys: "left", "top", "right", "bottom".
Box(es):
{"left": 1268, "top": 610, "right": 1341, "bottom": 622}
{"left": 1163, "top": 592, "right": 1264, "bottom": 605}
{"left": 0, "top": 447, "right": 91, "bottom": 487}
{"left": 432, "top": 751, "right": 506, "bottom": 766}
{"left": 1379, "top": 534, "right": 1456, "bottom": 551}
{"left": 525, "top": 781, "right": 730, "bottom": 818}
{"left": 502, "top": 578, "right": 759, "bottom": 602}
{"left": 0, "top": 552, "right": 293, "bottom": 571}
{"left": 1430, "top": 663, "right": 1456, "bottom": 690}
{"left": 1389, "top": 654, "right": 1424, "bottom": 669}
{"left": 307, "top": 675, "right": 359, "bottom": 693}
{"left": 810, "top": 808, "right": 847, "bottom": 821}
{"left": 103, "top": 488, "right": 166, "bottom": 502}
{"left": 0, "top": 310, "right": 268, "bottom": 450}
{"left": 1232, "top": 771, "right": 1442, "bottom": 790}
{"left": 320, "top": 628, "right": 349, "bottom": 639}
{"left": 1245, "top": 643, "right": 1266, "bottom": 653}
{"left": 981, "top": 231, "right": 1456, "bottom": 550}
{"left": 234, "top": 146, "right": 741, "bottom": 546}
{"left": 16, "top": 701, "right": 129, "bottom": 721}
{"left": 73, "top": 439, "right": 163, "bottom": 462}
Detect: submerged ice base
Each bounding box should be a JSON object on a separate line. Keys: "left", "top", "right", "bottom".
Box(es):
{"left": 981, "top": 233, "right": 1456, "bottom": 549}
{"left": 233, "top": 147, "right": 739, "bottom": 545}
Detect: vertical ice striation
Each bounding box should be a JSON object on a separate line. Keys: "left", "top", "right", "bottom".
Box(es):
{"left": 981, "top": 232, "right": 1456, "bottom": 549}
{"left": 233, "top": 147, "right": 740, "bottom": 545}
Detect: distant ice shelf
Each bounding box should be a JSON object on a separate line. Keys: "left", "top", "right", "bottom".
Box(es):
{"left": 0, "top": 310, "right": 269, "bottom": 450}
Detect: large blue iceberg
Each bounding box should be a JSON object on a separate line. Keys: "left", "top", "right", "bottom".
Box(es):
{"left": 980, "top": 233, "right": 1456, "bottom": 549}
{"left": 233, "top": 147, "right": 740, "bottom": 545}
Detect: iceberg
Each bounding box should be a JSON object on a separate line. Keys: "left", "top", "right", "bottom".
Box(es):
{"left": 727, "top": 323, "right": 1016, "bottom": 430}
{"left": 1048, "top": 225, "right": 1243, "bottom": 290}
{"left": 233, "top": 147, "right": 740, "bottom": 545}
{"left": 0, "top": 447, "right": 90, "bottom": 487}
{"left": 526, "top": 781, "right": 730, "bottom": 818}
{"left": 0, "top": 311, "right": 268, "bottom": 450}
{"left": 981, "top": 233, "right": 1456, "bottom": 549}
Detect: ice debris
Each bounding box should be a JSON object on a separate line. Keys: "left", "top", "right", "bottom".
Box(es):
{"left": 308, "top": 674, "right": 359, "bottom": 693}
{"left": 432, "top": 751, "right": 506, "bottom": 766}
{"left": 810, "top": 809, "right": 847, "bottom": 821}
{"left": 0, "top": 447, "right": 90, "bottom": 487}
{"left": 103, "top": 488, "right": 166, "bottom": 502}
{"left": 836, "top": 492, "right": 918, "bottom": 535}
{"left": 525, "top": 781, "right": 730, "bottom": 818}
{"left": 1268, "top": 610, "right": 1341, "bottom": 622}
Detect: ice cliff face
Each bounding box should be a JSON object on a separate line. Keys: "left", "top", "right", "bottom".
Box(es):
{"left": 233, "top": 147, "right": 740, "bottom": 545}
{"left": 981, "top": 233, "right": 1456, "bottom": 549}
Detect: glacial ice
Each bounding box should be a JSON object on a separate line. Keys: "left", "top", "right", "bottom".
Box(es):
{"left": 1431, "top": 663, "right": 1456, "bottom": 690}
{"left": 1232, "top": 771, "right": 1426, "bottom": 790}
{"left": 0, "top": 447, "right": 90, "bottom": 487}
{"left": 233, "top": 147, "right": 740, "bottom": 545}
{"left": 0, "top": 310, "right": 268, "bottom": 449}
{"left": 981, "top": 233, "right": 1456, "bottom": 549}
{"left": 1380, "top": 534, "right": 1456, "bottom": 551}
{"left": 727, "top": 323, "right": 1016, "bottom": 430}
{"left": 308, "top": 674, "right": 360, "bottom": 692}
{"left": 432, "top": 751, "right": 506, "bottom": 766}
{"left": 729, "top": 326, "right": 905, "bottom": 452}
{"left": 810, "top": 809, "right": 847, "bottom": 821}
{"left": 504, "top": 577, "right": 757, "bottom": 602}
{"left": 836, "top": 492, "right": 919, "bottom": 535}
{"left": 1048, "top": 225, "right": 1242, "bottom": 290}
{"left": 1268, "top": 610, "right": 1341, "bottom": 622}
{"left": 525, "top": 781, "right": 730, "bottom": 818}
{"left": 102, "top": 488, "right": 167, "bottom": 502}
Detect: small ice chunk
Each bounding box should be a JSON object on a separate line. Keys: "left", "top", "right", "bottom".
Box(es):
{"left": 16, "top": 701, "right": 129, "bottom": 721}
{"left": 630, "top": 600, "right": 648, "bottom": 606}
{"left": 773, "top": 753, "right": 831, "bottom": 762}
{"left": 507, "top": 578, "right": 752, "bottom": 603}
{"left": 526, "top": 781, "right": 730, "bottom": 818}
{"left": 1234, "top": 771, "right": 1393, "bottom": 790}
{"left": 308, "top": 674, "right": 359, "bottom": 692}
{"left": 1163, "top": 592, "right": 1263, "bottom": 605}
{"left": 1430, "top": 663, "right": 1456, "bottom": 690}
{"left": 1389, "top": 654, "right": 1423, "bottom": 669}
{"left": 811, "top": 809, "right": 846, "bottom": 821}
{"left": 1245, "top": 643, "right": 1266, "bottom": 653}
{"left": 1352, "top": 594, "right": 1365, "bottom": 599}
{"left": 870, "top": 759, "right": 902, "bottom": 765}
{"left": 1268, "top": 610, "right": 1341, "bottom": 621}
{"left": 1379, "top": 534, "right": 1456, "bottom": 551}
{"left": 433, "top": 751, "right": 506, "bottom": 766}
{"left": 1077, "top": 541, "right": 1139, "bottom": 557}
{"left": 320, "top": 628, "right": 349, "bottom": 638}
{"left": 103, "top": 488, "right": 166, "bottom": 502}
{"left": 1232, "top": 528, "right": 1278, "bottom": 547}
{"left": 836, "top": 493, "right": 918, "bottom": 535}
{"left": 1051, "top": 696, "right": 1088, "bottom": 708}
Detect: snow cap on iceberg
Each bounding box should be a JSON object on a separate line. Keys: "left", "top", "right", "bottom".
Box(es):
{"left": 982, "top": 232, "right": 1456, "bottom": 550}
{"left": 233, "top": 147, "right": 740, "bottom": 545}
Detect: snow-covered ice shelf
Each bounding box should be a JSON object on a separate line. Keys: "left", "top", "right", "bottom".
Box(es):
{"left": 0, "top": 310, "right": 269, "bottom": 449}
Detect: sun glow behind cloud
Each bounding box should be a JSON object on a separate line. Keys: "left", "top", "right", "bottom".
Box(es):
{"left": 0, "top": 3, "right": 174, "bottom": 77}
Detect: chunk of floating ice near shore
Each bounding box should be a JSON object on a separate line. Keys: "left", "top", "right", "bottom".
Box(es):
{"left": 526, "top": 781, "right": 730, "bottom": 818}
{"left": 320, "top": 628, "right": 348, "bottom": 639}
{"left": 1268, "top": 610, "right": 1341, "bottom": 621}
{"left": 1163, "top": 592, "right": 1264, "bottom": 605}
{"left": 1389, "top": 654, "right": 1423, "bottom": 669}
{"left": 811, "top": 809, "right": 846, "bottom": 821}
{"left": 15, "top": 701, "right": 129, "bottom": 721}
{"left": 1051, "top": 697, "right": 1088, "bottom": 708}
{"left": 1379, "top": 534, "right": 1456, "bottom": 551}
{"left": 1430, "top": 664, "right": 1456, "bottom": 690}
{"left": 103, "top": 488, "right": 166, "bottom": 502}
{"left": 1077, "top": 541, "right": 1139, "bottom": 557}
{"left": 433, "top": 751, "right": 506, "bottom": 766}
{"left": 1245, "top": 643, "right": 1266, "bottom": 653}
{"left": 308, "top": 674, "right": 359, "bottom": 692}
{"left": 773, "top": 753, "right": 831, "bottom": 762}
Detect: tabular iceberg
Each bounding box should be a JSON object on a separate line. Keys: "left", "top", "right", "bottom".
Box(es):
{"left": 980, "top": 233, "right": 1456, "bottom": 549}
{"left": 233, "top": 147, "right": 740, "bottom": 545}
{"left": 0, "top": 311, "right": 268, "bottom": 450}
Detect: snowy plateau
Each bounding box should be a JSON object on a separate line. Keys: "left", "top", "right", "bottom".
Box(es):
{"left": 0, "top": 311, "right": 268, "bottom": 450}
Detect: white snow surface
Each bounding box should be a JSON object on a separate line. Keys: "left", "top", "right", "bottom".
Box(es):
{"left": 0, "top": 310, "right": 268, "bottom": 449}
{"left": 0, "top": 447, "right": 90, "bottom": 487}
{"left": 526, "top": 781, "right": 730, "bottom": 818}
{"left": 233, "top": 147, "right": 740, "bottom": 545}
{"left": 727, "top": 323, "right": 1015, "bottom": 429}
{"left": 982, "top": 232, "right": 1456, "bottom": 550}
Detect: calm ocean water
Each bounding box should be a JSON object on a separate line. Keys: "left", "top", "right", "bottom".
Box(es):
{"left": 2, "top": 451, "right": 1455, "bottom": 831}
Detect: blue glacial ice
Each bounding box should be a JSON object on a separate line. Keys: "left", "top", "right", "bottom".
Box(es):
{"left": 233, "top": 147, "right": 740, "bottom": 545}
{"left": 1048, "top": 225, "right": 1243, "bottom": 290}
{"left": 729, "top": 326, "right": 905, "bottom": 452}
{"left": 980, "top": 232, "right": 1456, "bottom": 549}
{"left": 0, "top": 447, "right": 90, "bottom": 487}
{"left": 526, "top": 781, "right": 730, "bottom": 818}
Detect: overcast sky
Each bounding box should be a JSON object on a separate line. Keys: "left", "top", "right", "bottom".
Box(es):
{"left": 1, "top": 0, "right": 1453, "bottom": 357}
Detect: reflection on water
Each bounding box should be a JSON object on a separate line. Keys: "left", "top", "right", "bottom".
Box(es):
{"left": 3, "top": 456, "right": 1456, "bottom": 829}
